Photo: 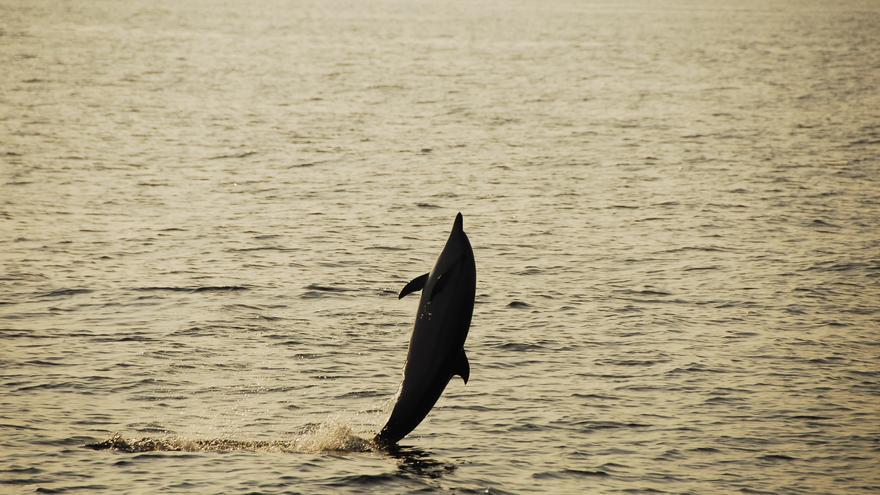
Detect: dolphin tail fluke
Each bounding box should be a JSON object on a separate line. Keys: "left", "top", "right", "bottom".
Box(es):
{"left": 373, "top": 430, "right": 395, "bottom": 447}
{"left": 399, "top": 273, "right": 429, "bottom": 299}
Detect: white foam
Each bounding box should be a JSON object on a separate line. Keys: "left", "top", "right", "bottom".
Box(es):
{"left": 89, "top": 422, "right": 376, "bottom": 454}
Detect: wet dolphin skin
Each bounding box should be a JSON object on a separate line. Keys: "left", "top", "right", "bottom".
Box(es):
{"left": 375, "top": 213, "right": 477, "bottom": 446}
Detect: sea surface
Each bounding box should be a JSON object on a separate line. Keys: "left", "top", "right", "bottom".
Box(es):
{"left": 2, "top": 0, "right": 879, "bottom": 493}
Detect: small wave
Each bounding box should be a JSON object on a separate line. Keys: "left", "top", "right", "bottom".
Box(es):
{"left": 759, "top": 454, "right": 795, "bottom": 462}
{"left": 15, "top": 382, "right": 80, "bottom": 392}
{"left": 512, "top": 267, "right": 542, "bottom": 276}
{"left": 222, "top": 303, "right": 264, "bottom": 311}
{"left": 532, "top": 468, "right": 609, "bottom": 479}
{"left": 37, "top": 288, "right": 93, "bottom": 298}
{"left": 23, "top": 359, "right": 67, "bottom": 367}
{"left": 690, "top": 447, "right": 720, "bottom": 453}
{"left": 807, "top": 261, "right": 867, "bottom": 273}
{"left": 302, "top": 284, "right": 358, "bottom": 299}
{"left": 336, "top": 390, "right": 387, "bottom": 399}
{"left": 325, "top": 473, "right": 399, "bottom": 486}
{"left": 209, "top": 151, "right": 257, "bottom": 160}
{"left": 0, "top": 271, "right": 48, "bottom": 282}
{"left": 496, "top": 342, "right": 543, "bottom": 351}
{"left": 2, "top": 466, "right": 42, "bottom": 475}
{"left": 789, "top": 415, "right": 831, "bottom": 421}
{"left": 683, "top": 265, "right": 720, "bottom": 272}
{"left": 656, "top": 245, "right": 731, "bottom": 254}
{"left": 131, "top": 286, "right": 249, "bottom": 293}
{"left": 614, "top": 289, "right": 673, "bottom": 297}
{"left": 570, "top": 393, "right": 617, "bottom": 401}
{"left": 666, "top": 363, "right": 726, "bottom": 374}
{"left": 304, "top": 284, "right": 355, "bottom": 293}
{"left": 506, "top": 300, "right": 530, "bottom": 308}
{"left": 229, "top": 246, "right": 296, "bottom": 252}
{"left": 86, "top": 424, "right": 372, "bottom": 454}
{"left": 576, "top": 420, "right": 651, "bottom": 431}
{"left": 0, "top": 423, "right": 38, "bottom": 430}
{"left": 809, "top": 219, "right": 839, "bottom": 228}
{"left": 364, "top": 245, "right": 408, "bottom": 251}
{"left": 596, "top": 358, "right": 667, "bottom": 367}
{"left": 848, "top": 137, "right": 880, "bottom": 146}
{"left": 35, "top": 484, "right": 108, "bottom": 493}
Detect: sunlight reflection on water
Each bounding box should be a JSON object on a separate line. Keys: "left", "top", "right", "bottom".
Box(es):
{"left": 2, "top": 0, "right": 879, "bottom": 493}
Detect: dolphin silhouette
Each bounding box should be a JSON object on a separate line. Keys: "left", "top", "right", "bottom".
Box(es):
{"left": 374, "top": 212, "right": 477, "bottom": 446}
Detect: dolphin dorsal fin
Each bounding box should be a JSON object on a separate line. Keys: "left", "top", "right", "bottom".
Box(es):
{"left": 452, "top": 349, "right": 470, "bottom": 384}
{"left": 398, "top": 273, "right": 429, "bottom": 299}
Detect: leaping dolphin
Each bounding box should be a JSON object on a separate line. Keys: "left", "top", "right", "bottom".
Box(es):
{"left": 374, "top": 212, "right": 477, "bottom": 446}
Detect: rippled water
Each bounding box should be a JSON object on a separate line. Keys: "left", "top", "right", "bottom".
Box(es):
{"left": 2, "top": 0, "right": 879, "bottom": 493}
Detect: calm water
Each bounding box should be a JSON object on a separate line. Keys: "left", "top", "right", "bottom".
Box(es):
{"left": 2, "top": 0, "right": 879, "bottom": 493}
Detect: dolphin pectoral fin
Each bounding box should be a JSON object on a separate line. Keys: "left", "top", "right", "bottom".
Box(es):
{"left": 399, "top": 273, "right": 429, "bottom": 299}
{"left": 451, "top": 349, "right": 470, "bottom": 384}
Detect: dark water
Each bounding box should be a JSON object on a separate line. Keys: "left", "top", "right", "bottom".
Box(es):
{"left": 2, "top": 0, "right": 879, "bottom": 493}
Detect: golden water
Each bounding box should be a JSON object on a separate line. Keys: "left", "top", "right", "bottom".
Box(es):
{"left": 2, "top": 0, "right": 879, "bottom": 493}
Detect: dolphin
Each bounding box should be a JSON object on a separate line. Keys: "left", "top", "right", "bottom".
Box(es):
{"left": 374, "top": 212, "right": 477, "bottom": 446}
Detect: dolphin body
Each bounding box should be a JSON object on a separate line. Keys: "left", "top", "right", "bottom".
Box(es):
{"left": 374, "top": 213, "right": 476, "bottom": 446}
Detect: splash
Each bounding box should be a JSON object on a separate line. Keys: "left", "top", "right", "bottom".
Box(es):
{"left": 86, "top": 423, "right": 374, "bottom": 454}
